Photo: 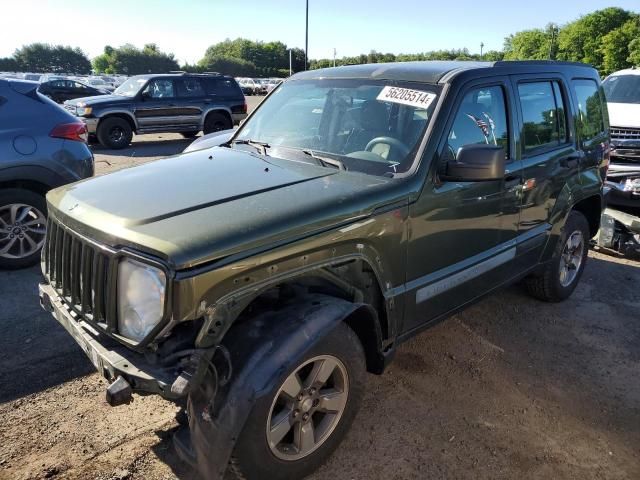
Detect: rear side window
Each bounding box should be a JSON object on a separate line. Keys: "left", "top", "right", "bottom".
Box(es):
{"left": 573, "top": 79, "right": 605, "bottom": 143}
{"left": 204, "top": 78, "right": 242, "bottom": 97}
{"left": 177, "top": 78, "right": 205, "bottom": 97}
{"left": 517, "top": 81, "right": 568, "bottom": 154}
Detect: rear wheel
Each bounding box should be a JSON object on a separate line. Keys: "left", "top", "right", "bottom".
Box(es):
{"left": 203, "top": 112, "right": 231, "bottom": 134}
{"left": 526, "top": 210, "right": 590, "bottom": 302}
{"left": 97, "top": 117, "right": 133, "bottom": 149}
{"left": 229, "top": 322, "right": 365, "bottom": 480}
{"left": 0, "top": 189, "right": 48, "bottom": 269}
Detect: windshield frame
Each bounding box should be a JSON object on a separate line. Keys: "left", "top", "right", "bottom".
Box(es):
{"left": 230, "top": 77, "right": 443, "bottom": 179}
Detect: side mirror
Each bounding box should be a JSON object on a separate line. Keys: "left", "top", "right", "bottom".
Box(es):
{"left": 444, "top": 144, "right": 506, "bottom": 181}
{"left": 140, "top": 91, "right": 151, "bottom": 101}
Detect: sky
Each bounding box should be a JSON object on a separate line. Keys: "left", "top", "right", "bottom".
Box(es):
{"left": 2, "top": 1, "right": 639, "bottom": 65}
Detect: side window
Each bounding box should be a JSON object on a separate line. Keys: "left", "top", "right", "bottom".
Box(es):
{"left": 446, "top": 85, "right": 509, "bottom": 160}
{"left": 205, "top": 78, "right": 242, "bottom": 97}
{"left": 74, "top": 82, "right": 88, "bottom": 90}
{"left": 517, "top": 81, "right": 567, "bottom": 154}
{"left": 143, "top": 79, "right": 175, "bottom": 99}
{"left": 572, "top": 79, "right": 605, "bottom": 143}
{"left": 177, "top": 78, "right": 204, "bottom": 97}
{"left": 50, "top": 80, "right": 66, "bottom": 88}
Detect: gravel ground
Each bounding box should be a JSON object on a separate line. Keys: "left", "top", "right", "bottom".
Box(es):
{"left": 1, "top": 95, "right": 638, "bottom": 479}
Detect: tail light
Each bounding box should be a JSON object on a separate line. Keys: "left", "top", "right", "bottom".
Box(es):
{"left": 50, "top": 122, "right": 88, "bottom": 143}
{"left": 242, "top": 102, "right": 248, "bottom": 114}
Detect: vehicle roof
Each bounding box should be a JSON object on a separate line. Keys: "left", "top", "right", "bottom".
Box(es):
{"left": 130, "top": 73, "right": 231, "bottom": 80}
{"left": 606, "top": 67, "right": 640, "bottom": 77}
{"left": 291, "top": 60, "right": 597, "bottom": 84}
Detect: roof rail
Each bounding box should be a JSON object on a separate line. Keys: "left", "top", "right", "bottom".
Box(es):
{"left": 202, "top": 71, "right": 221, "bottom": 75}
{"left": 493, "top": 60, "right": 592, "bottom": 68}
{"left": 169, "top": 70, "right": 187, "bottom": 74}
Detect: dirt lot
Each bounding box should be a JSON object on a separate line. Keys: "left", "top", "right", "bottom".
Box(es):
{"left": 1, "top": 97, "right": 639, "bottom": 479}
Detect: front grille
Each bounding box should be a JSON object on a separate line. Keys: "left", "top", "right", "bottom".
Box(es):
{"left": 43, "top": 216, "right": 117, "bottom": 330}
{"left": 610, "top": 127, "right": 640, "bottom": 141}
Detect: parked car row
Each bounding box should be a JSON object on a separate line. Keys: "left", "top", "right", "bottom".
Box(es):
{"left": 235, "top": 77, "right": 283, "bottom": 95}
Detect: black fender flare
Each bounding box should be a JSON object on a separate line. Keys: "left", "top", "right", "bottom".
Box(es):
{"left": 184, "top": 294, "right": 373, "bottom": 480}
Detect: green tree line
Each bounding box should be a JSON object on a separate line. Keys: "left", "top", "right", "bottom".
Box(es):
{"left": 1, "top": 8, "right": 638, "bottom": 77}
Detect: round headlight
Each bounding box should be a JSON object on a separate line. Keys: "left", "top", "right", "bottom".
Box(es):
{"left": 117, "top": 258, "right": 166, "bottom": 342}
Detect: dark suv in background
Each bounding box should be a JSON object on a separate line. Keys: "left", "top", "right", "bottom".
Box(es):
{"left": 0, "top": 79, "right": 93, "bottom": 269}
{"left": 63, "top": 72, "right": 247, "bottom": 149}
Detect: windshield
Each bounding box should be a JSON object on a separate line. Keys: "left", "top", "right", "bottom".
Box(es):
{"left": 235, "top": 79, "right": 440, "bottom": 177}
{"left": 114, "top": 77, "right": 148, "bottom": 97}
{"left": 603, "top": 75, "right": 640, "bottom": 104}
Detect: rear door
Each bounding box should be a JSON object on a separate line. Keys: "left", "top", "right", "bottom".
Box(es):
{"left": 509, "top": 75, "right": 579, "bottom": 264}
{"left": 175, "top": 77, "right": 206, "bottom": 129}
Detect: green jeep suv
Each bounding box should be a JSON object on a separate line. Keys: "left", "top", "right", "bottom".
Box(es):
{"left": 39, "top": 61, "right": 608, "bottom": 480}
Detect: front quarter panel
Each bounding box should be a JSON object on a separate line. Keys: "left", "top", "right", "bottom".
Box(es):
{"left": 173, "top": 203, "right": 408, "bottom": 348}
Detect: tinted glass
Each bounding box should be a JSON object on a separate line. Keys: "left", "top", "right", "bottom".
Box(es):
{"left": 518, "top": 82, "right": 567, "bottom": 153}
{"left": 143, "top": 79, "right": 174, "bottom": 99}
{"left": 205, "top": 78, "right": 242, "bottom": 96}
{"left": 573, "top": 79, "right": 605, "bottom": 142}
{"left": 602, "top": 75, "right": 640, "bottom": 104}
{"left": 446, "top": 85, "right": 509, "bottom": 160}
{"left": 177, "top": 78, "right": 204, "bottom": 97}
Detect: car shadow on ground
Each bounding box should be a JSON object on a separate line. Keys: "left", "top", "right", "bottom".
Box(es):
{"left": 91, "top": 137, "right": 194, "bottom": 159}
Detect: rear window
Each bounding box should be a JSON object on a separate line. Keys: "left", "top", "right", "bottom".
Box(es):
{"left": 204, "top": 77, "right": 242, "bottom": 97}
{"left": 517, "top": 81, "right": 568, "bottom": 154}
{"left": 573, "top": 79, "right": 605, "bottom": 143}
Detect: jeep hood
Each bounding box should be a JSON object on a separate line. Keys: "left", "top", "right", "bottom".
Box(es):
{"left": 47, "top": 147, "right": 395, "bottom": 269}
{"left": 64, "top": 94, "right": 128, "bottom": 106}
{"left": 607, "top": 102, "right": 640, "bottom": 128}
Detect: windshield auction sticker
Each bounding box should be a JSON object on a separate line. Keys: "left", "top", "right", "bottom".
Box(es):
{"left": 376, "top": 86, "right": 436, "bottom": 109}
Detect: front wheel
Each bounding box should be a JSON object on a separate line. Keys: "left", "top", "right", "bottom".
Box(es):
{"left": 525, "top": 210, "right": 590, "bottom": 302}
{"left": 0, "top": 189, "right": 48, "bottom": 269}
{"left": 229, "top": 322, "right": 365, "bottom": 480}
{"left": 97, "top": 117, "right": 133, "bottom": 150}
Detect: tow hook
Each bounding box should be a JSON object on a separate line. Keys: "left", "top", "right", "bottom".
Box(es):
{"left": 106, "top": 376, "right": 132, "bottom": 406}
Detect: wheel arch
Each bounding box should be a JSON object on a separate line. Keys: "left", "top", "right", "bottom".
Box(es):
{"left": 97, "top": 111, "right": 137, "bottom": 133}
{"left": 571, "top": 194, "right": 603, "bottom": 238}
{"left": 203, "top": 107, "right": 232, "bottom": 129}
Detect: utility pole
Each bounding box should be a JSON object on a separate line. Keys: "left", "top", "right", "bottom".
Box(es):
{"left": 480, "top": 42, "right": 484, "bottom": 60}
{"left": 305, "top": 0, "right": 309, "bottom": 70}
{"left": 333, "top": 48, "right": 336, "bottom": 67}
{"left": 289, "top": 48, "right": 292, "bottom": 76}
{"left": 548, "top": 24, "right": 557, "bottom": 60}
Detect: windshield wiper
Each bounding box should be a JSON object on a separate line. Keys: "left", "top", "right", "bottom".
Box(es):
{"left": 301, "top": 149, "right": 346, "bottom": 171}
{"left": 232, "top": 139, "right": 271, "bottom": 156}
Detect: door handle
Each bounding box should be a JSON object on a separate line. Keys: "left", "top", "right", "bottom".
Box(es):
{"left": 560, "top": 154, "right": 582, "bottom": 169}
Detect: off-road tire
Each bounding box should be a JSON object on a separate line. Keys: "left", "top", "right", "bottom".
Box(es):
{"left": 203, "top": 112, "right": 231, "bottom": 135}
{"left": 97, "top": 117, "right": 133, "bottom": 150}
{"left": 229, "top": 322, "right": 366, "bottom": 480}
{"left": 0, "top": 188, "right": 47, "bottom": 269}
{"left": 526, "top": 210, "right": 590, "bottom": 302}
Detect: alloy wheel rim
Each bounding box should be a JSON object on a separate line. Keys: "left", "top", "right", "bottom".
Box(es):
{"left": 110, "top": 127, "right": 124, "bottom": 143}
{"left": 559, "top": 230, "right": 584, "bottom": 287}
{"left": 266, "top": 354, "right": 349, "bottom": 461}
{"left": 0, "top": 203, "right": 47, "bottom": 259}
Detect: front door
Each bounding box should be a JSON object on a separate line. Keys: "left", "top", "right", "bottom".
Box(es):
{"left": 134, "top": 78, "right": 181, "bottom": 130}
{"left": 403, "top": 80, "right": 521, "bottom": 333}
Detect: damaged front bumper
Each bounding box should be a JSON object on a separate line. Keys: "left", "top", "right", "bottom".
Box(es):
{"left": 39, "top": 282, "right": 186, "bottom": 404}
